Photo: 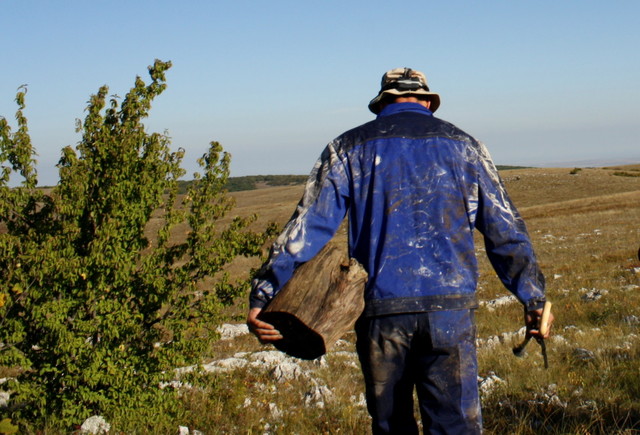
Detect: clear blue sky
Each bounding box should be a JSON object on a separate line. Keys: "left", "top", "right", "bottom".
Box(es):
{"left": 2, "top": 1, "right": 639, "bottom": 186}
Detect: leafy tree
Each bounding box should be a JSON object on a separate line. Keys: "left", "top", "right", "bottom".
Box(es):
{"left": 0, "top": 60, "right": 276, "bottom": 430}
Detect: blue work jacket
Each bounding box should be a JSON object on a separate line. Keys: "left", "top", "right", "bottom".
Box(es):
{"left": 250, "top": 103, "right": 546, "bottom": 316}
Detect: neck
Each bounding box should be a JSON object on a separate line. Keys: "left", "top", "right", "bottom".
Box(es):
{"left": 393, "top": 97, "right": 430, "bottom": 109}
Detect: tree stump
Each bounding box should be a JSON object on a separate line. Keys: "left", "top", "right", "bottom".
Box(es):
{"left": 258, "top": 242, "right": 368, "bottom": 360}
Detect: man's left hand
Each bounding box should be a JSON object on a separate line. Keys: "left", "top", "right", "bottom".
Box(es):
{"left": 525, "top": 307, "right": 554, "bottom": 339}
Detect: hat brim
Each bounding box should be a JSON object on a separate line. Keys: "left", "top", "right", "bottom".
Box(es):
{"left": 368, "top": 88, "right": 440, "bottom": 114}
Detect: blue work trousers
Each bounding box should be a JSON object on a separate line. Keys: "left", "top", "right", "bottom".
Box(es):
{"left": 355, "top": 310, "right": 482, "bottom": 434}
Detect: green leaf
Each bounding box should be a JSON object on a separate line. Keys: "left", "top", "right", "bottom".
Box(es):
{"left": 0, "top": 418, "right": 19, "bottom": 435}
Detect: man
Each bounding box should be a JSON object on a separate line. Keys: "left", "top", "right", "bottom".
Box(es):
{"left": 248, "top": 67, "right": 553, "bottom": 434}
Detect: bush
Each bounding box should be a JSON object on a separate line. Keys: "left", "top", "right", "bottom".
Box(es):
{"left": 612, "top": 170, "right": 640, "bottom": 177}
{"left": 0, "top": 60, "right": 276, "bottom": 430}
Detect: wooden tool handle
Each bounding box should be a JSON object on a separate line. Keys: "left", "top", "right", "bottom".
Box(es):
{"left": 539, "top": 301, "right": 552, "bottom": 336}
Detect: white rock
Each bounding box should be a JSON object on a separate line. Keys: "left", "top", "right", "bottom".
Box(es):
{"left": 478, "top": 373, "right": 505, "bottom": 396}
{"left": 304, "top": 385, "right": 334, "bottom": 407}
{"left": 269, "top": 402, "right": 283, "bottom": 418}
{"left": 477, "top": 327, "right": 525, "bottom": 350}
{"left": 533, "top": 384, "right": 567, "bottom": 408}
{"left": 203, "top": 357, "right": 248, "bottom": 373}
{"left": 578, "top": 400, "right": 598, "bottom": 411}
{"left": 313, "top": 355, "right": 328, "bottom": 367}
{"left": 330, "top": 351, "right": 358, "bottom": 359}
{"left": 573, "top": 348, "right": 596, "bottom": 361}
{"left": 548, "top": 394, "right": 567, "bottom": 408}
{"left": 334, "top": 339, "right": 350, "bottom": 347}
{"left": 477, "top": 335, "right": 500, "bottom": 349}
{"left": 271, "top": 361, "right": 306, "bottom": 382}
{"left": 0, "top": 391, "right": 10, "bottom": 407}
{"left": 250, "top": 351, "right": 290, "bottom": 365}
{"left": 350, "top": 393, "right": 367, "bottom": 407}
{"left": 178, "top": 426, "right": 189, "bottom": 435}
{"left": 580, "top": 288, "right": 608, "bottom": 301}
{"left": 480, "top": 295, "right": 518, "bottom": 311}
{"left": 550, "top": 335, "right": 568, "bottom": 346}
{"left": 217, "top": 324, "right": 249, "bottom": 340}
{"left": 80, "top": 415, "right": 110, "bottom": 434}
{"left": 174, "top": 365, "right": 197, "bottom": 376}
{"left": 159, "top": 380, "right": 193, "bottom": 390}
{"left": 0, "top": 377, "right": 11, "bottom": 407}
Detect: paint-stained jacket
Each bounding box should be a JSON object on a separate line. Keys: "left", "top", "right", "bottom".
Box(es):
{"left": 250, "top": 103, "right": 546, "bottom": 316}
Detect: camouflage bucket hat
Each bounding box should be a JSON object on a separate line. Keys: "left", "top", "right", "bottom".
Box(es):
{"left": 368, "top": 67, "right": 441, "bottom": 114}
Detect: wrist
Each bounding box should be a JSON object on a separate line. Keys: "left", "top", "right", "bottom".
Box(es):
{"left": 525, "top": 297, "right": 546, "bottom": 312}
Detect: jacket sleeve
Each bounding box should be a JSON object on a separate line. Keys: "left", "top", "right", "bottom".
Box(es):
{"left": 250, "top": 141, "right": 350, "bottom": 309}
{"left": 473, "top": 142, "right": 546, "bottom": 311}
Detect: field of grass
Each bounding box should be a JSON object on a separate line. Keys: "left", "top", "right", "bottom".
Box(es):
{"left": 193, "top": 166, "right": 640, "bottom": 434}
{"left": 3, "top": 165, "right": 640, "bottom": 433}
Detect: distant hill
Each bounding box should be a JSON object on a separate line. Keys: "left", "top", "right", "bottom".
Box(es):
{"left": 176, "top": 174, "right": 308, "bottom": 193}
{"left": 37, "top": 167, "right": 534, "bottom": 193}
{"left": 496, "top": 165, "right": 532, "bottom": 171}
{"left": 176, "top": 167, "right": 533, "bottom": 193}
{"left": 225, "top": 175, "right": 308, "bottom": 192}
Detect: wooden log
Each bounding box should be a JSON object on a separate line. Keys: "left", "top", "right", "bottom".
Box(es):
{"left": 258, "top": 242, "right": 368, "bottom": 360}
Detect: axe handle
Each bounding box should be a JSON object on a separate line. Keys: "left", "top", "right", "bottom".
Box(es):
{"left": 539, "top": 301, "right": 552, "bottom": 336}
{"left": 539, "top": 337, "right": 549, "bottom": 369}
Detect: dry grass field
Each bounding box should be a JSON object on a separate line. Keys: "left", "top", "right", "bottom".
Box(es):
{"left": 4, "top": 165, "right": 640, "bottom": 433}
{"left": 186, "top": 165, "right": 640, "bottom": 434}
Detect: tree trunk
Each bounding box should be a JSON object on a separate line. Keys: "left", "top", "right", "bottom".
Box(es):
{"left": 259, "top": 242, "right": 368, "bottom": 360}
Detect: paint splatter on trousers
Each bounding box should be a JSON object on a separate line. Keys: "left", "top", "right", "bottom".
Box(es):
{"left": 355, "top": 310, "right": 482, "bottom": 434}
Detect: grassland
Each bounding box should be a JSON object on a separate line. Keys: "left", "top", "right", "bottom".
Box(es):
{"left": 4, "top": 165, "right": 640, "bottom": 433}
{"left": 195, "top": 165, "right": 640, "bottom": 434}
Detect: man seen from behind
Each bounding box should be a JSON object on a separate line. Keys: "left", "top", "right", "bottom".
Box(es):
{"left": 248, "top": 67, "right": 554, "bottom": 434}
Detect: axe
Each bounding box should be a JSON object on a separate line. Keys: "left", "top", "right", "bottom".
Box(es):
{"left": 513, "top": 301, "right": 552, "bottom": 368}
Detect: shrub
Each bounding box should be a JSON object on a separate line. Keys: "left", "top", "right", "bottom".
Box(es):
{"left": 612, "top": 171, "right": 640, "bottom": 177}
{"left": 0, "top": 60, "right": 276, "bottom": 430}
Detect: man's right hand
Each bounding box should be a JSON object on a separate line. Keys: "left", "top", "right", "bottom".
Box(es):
{"left": 247, "top": 307, "right": 283, "bottom": 343}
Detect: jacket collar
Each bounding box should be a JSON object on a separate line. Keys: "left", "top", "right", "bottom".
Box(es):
{"left": 377, "top": 102, "right": 433, "bottom": 118}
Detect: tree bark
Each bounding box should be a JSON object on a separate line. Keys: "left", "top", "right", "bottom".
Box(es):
{"left": 259, "top": 242, "right": 367, "bottom": 360}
